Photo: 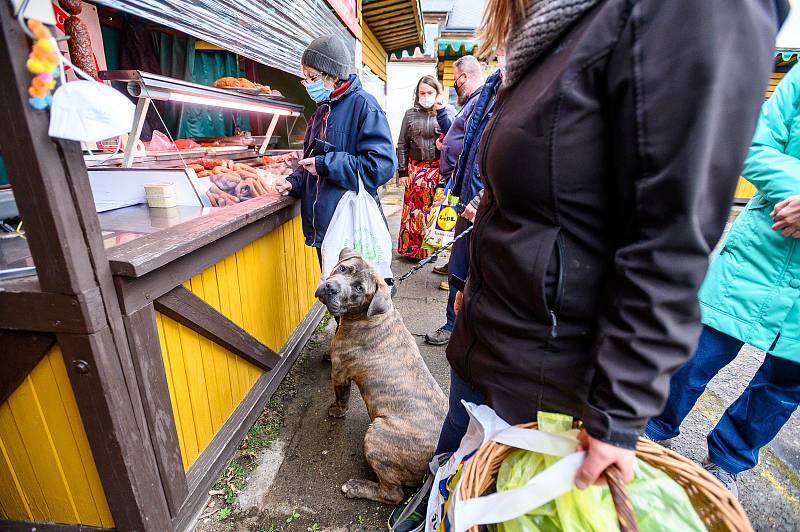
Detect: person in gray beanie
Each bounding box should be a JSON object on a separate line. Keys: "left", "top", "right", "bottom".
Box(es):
{"left": 275, "top": 34, "right": 396, "bottom": 291}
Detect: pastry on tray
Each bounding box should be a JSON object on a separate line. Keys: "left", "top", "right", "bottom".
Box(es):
{"left": 213, "top": 77, "right": 271, "bottom": 94}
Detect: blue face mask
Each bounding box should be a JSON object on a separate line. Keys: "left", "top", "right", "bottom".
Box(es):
{"left": 305, "top": 79, "right": 333, "bottom": 103}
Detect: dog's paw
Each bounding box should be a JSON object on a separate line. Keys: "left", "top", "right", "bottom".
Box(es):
{"left": 327, "top": 404, "right": 348, "bottom": 418}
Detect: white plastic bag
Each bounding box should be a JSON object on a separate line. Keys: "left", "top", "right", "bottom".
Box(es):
{"left": 320, "top": 174, "right": 393, "bottom": 279}
{"left": 426, "top": 402, "right": 583, "bottom": 532}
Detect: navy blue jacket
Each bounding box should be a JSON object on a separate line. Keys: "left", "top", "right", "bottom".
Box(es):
{"left": 287, "top": 75, "right": 397, "bottom": 247}
{"left": 452, "top": 70, "right": 503, "bottom": 209}
{"left": 439, "top": 87, "right": 482, "bottom": 179}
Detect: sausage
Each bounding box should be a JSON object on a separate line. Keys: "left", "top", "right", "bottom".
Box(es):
{"left": 212, "top": 166, "right": 228, "bottom": 175}
{"left": 206, "top": 191, "right": 218, "bottom": 207}
{"left": 234, "top": 162, "right": 257, "bottom": 173}
{"left": 64, "top": 16, "right": 98, "bottom": 80}
{"left": 196, "top": 170, "right": 212, "bottom": 178}
{"left": 59, "top": 0, "right": 82, "bottom": 15}
{"left": 250, "top": 177, "right": 266, "bottom": 196}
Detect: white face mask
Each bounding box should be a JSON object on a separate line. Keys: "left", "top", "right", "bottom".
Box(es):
{"left": 49, "top": 73, "right": 135, "bottom": 142}
{"left": 418, "top": 94, "right": 436, "bottom": 109}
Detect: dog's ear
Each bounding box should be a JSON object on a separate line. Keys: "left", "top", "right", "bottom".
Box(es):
{"left": 338, "top": 247, "right": 359, "bottom": 261}
{"left": 367, "top": 280, "right": 392, "bottom": 317}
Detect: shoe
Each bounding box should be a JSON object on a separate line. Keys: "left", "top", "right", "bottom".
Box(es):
{"left": 388, "top": 454, "right": 450, "bottom": 531}
{"left": 438, "top": 281, "right": 449, "bottom": 291}
{"left": 432, "top": 262, "right": 449, "bottom": 276}
{"left": 643, "top": 432, "right": 674, "bottom": 449}
{"left": 425, "top": 326, "right": 451, "bottom": 346}
{"left": 702, "top": 458, "right": 739, "bottom": 498}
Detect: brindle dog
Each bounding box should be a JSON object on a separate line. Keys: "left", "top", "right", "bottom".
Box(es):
{"left": 315, "top": 248, "right": 448, "bottom": 504}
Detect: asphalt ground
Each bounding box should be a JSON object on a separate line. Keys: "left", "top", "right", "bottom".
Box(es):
{"left": 194, "top": 187, "right": 799, "bottom": 531}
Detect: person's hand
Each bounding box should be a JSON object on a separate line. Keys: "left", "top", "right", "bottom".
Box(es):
{"left": 274, "top": 178, "right": 292, "bottom": 196}
{"left": 399, "top": 176, "right": 410, "bottom": 187}
{"left": 454, "top": 291, "right": 463, "bottom": 315}
{"left": 298, "top": 157, "right": 318, "bottom": 176}
{"left": 462, "top": 203, "right": 477, "bottom": 222}
{"left": 574, "top": 429, "right": 635, "bottom": 489}
{"left": 435, "top": 137, "right": 443, "bottom": 151}
{"left": 433, "top": 94, "right": 445, "bottom": 111}
{"left": 771, "top": 195, "right": 800, "bottom": 237}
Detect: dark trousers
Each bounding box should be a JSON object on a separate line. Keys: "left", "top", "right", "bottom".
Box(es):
{"left": 434, "top": 369, "right": 486, "bottom": 455}
{"left": 445, "top": 218, "right": 471, "bottom": 331}
{"left": 646, "top": 325, "right": 800, "bottom": 474}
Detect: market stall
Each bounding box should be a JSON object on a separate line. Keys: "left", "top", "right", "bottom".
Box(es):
{"left": 0, "top": 0, "right": 348, "bottom": 529}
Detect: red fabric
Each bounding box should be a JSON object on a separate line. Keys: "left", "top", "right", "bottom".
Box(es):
{"left": 330, "top": 79, "right": 352, "bottom": 100}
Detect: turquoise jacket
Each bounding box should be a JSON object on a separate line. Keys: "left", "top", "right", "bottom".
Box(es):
{"left": 699, "top": 65, "right": 800, "bottom": 362}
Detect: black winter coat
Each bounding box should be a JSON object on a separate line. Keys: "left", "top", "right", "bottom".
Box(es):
{"left": 447, "top": 0, "right": 778, "bottom": 448}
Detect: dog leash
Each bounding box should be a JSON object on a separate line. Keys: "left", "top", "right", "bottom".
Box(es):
{"left": 394, "top": 225, "right": 474, "bottom": 284}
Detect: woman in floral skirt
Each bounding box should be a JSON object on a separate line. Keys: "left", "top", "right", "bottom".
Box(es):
{"left": 396, "top": 76, "right": 454, "bottom": 259}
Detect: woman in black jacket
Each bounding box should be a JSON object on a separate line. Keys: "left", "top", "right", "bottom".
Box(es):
{"left": 445, "top": 0, "right": 780, "bottom": 488}
{"left": 396, "top": 76, "right": 454, "bottom": 260}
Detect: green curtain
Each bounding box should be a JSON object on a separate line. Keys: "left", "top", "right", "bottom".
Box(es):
{"left": 150, "top": 33, "right": 251, "bottom": 138}
{"left": 180, "top": 51, "right": 251, "bottom": 138}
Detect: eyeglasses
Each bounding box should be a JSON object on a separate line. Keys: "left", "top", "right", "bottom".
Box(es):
{"left": 301, "top": 73, "right": 323, "bottom": 87}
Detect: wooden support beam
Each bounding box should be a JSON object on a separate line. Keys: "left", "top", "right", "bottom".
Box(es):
{"left": 0, "top": 7, "right": 170, "bottom": 529}
{"left": 0, "top": 330, "right": 55, "bottom": 404}
{"left": 58, "top": 329, "right": 171, "bottom": 531}
{"left": 155, "top": 286, "right": 281, "bottom": 371}
{"left": 0, "top": 278, "right": 106, "bottom": 333}
{"left": 124, "top": 305, "right": 188, "bottom": 517}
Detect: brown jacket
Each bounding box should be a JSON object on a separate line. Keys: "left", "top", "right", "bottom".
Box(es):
{"left": 447, "top": 0, "right": 778, "bottom": 448}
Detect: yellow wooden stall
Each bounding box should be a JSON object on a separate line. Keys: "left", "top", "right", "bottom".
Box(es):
{"left": 0, "top": 346, "right": 114, "bottom": 528}
{"left": 156, "top": 215, "right": 319, "bottom": 469}
{"left": 0, "top": 214, "right": 319, "bottom": 525}
{"left": 362, "top": 23, "right": 387, "bottom": 81}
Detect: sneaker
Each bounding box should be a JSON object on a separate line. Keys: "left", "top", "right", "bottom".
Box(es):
{"left": 388, "top": 454, "right": 450, "bottom": 531}
{"left": 425, "top": 326, "right": 451, "bottom": 346}
{"left": 438, "top": 281, "right": 449, "bottom": 291}
{"left": 702, "top": 458, "right": 739, "bottom": 498}
{"left": 432, "top": 263, "right": 449, "bottom": 276}
{"left": 643, "top": 432, "right": 674, "bottom": 449}
{"left": 387, "top": 478, "right": 432, "bottom": 532}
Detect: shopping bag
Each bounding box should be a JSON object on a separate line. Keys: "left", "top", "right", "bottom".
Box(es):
{"left": 320, "top": 174, "right": 393, "bottom": 280}
{"left": 426, "top": 402, "right": 577, "bottom": 532}
{"left": 426, "top": 404, "right": 704, "bottom": 532}
{"left": 422, "top": 180, "right": 459, "bottom": 251}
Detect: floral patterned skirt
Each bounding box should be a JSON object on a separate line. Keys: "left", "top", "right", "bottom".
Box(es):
{"left": 398, "top": 159, "right": 441, "bottom": 260}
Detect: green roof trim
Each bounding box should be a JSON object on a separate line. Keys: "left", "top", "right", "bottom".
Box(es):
{"left": 437, "top": 38, "right": 478, "bottom": 58}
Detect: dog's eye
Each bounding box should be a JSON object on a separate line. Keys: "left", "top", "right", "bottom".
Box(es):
{"left": 338, "top": 265, "right": 346, "bottom": 273}
{"left": 354, "top": 284, "right": 363, "bottom": 293}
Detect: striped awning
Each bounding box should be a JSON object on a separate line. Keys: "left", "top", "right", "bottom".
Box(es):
{"left": 362, "top": 0, "right": 425, "bottom": 57}
{"left": 437, "top": 38, "right": 478, "bottom": 58}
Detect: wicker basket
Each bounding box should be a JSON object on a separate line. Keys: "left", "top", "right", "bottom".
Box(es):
{"left": 459, "top": 422, "right": 752, "bottom": 532}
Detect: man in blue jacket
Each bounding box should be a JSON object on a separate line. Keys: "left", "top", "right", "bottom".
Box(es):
{"left": 425, "top": 64, "right": 503, "bottom": 346}
{"left": 276, "top": 36, "right": 396, "bottom": 266}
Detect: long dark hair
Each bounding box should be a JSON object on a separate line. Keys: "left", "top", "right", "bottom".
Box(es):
{"left": 413, "top": 75, "right": 443, "bottom": 108}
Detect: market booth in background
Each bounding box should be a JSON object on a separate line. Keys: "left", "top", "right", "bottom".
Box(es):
{"left": 0, "top": 0, "right": 365, "bottom": 530}
{"left": 360, "top": 0, "right": 425, "bottom": 109}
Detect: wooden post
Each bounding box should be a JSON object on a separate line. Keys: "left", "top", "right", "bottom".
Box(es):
{"left": 0, "top": 8, "right": 170, "bottom": 530}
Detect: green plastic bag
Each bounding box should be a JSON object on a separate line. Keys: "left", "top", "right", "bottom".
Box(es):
{"left": 492, "top": 413, "right": 706, "bottom": 532}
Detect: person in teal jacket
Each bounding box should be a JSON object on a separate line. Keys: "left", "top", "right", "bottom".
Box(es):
{"left": 646, "top": 64, "right": 800, "bottom": 497}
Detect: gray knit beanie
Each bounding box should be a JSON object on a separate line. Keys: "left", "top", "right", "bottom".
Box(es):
{"left": 301, "top": 35, "right": 352, "bottom": 80}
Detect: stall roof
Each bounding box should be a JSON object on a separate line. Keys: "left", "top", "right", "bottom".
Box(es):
{"left": 93, "top": 0, "right": 354, "bottom": 77}
{"left": 362, "top": 0, "right": 425, "bottom": 57}
{"left": 437, "top": 38, "right": 477, "bottom": 58}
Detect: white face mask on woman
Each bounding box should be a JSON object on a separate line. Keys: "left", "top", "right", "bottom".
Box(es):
{"left": 418, "top": 94, "right": 436, "bottom": 109}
